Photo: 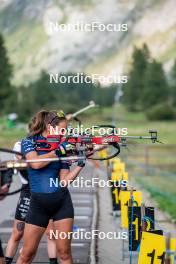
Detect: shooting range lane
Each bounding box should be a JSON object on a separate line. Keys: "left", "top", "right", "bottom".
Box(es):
{"left": 96, "top": 166, "right": 129, "bottom": 264}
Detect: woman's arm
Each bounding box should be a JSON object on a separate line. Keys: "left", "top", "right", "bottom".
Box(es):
{"left": 22, "top": 138, "right": 57, "bottom": 169}
{"left": 60, "top": 166, "right": 83, "bottom": 185}
{"left": 22, "top": 139, "right": 76, "bottom": 170}
{"left": 26, "top": 150, "right": 57, "bottom": 169}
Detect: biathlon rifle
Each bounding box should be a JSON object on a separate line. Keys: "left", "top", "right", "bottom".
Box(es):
{"left": 0, "top": 128, "right": 159, "bottom": 171}
{"left": 35, "top": 126, "right": 159, "bottom": 161}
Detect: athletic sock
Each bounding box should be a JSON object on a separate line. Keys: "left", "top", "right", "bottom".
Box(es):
{"left": 49, "top": 258, "right": 58, "bottom": 264}
{"left": 5, "top": 257, "right": 13, "bottom": 264}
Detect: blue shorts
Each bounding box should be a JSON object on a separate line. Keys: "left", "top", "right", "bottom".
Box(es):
{"left": 26, "top": 188, "right": 74, "bottom": 228}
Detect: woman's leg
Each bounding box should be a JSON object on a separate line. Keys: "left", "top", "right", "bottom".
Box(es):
{"left": 6, "top": 188, "right": 31, "bottom": 263}
{"left": 46, "top": 220, "right": 58, "bottom": 264}
{"left": 53, "top": 218, "right": 74, "bottom": 264}
{"left": 16, "top": 224, "right": 45, "bottom": 264}
{"left": 5, "top": 219, "right": 25, "bottom": 262}
{"left": 47, "top": 238, "right": 57, "bottom": 258}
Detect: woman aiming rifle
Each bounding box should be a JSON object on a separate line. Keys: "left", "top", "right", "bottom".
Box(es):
{"left": 16, "top": 110, "right": 85, "bottom": 264}
{"left": 5, "top": 110, "right": 71, "bottom": 264}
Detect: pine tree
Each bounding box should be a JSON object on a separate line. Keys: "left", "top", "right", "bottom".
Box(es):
{"left": 123, "top": 44, "right": 150, "bottom": 111}
{"left": 142, "top": 60, "right": 169, "bottom": 109}
{"left": 0, "top": 34, "right": 13, "bottom": 112}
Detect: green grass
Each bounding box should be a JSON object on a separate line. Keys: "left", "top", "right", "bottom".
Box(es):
{"left": 137, "top": 175, "right": 176, "bottom": 220}
{"left": 0, "top": 128, "right": 26, "bottom": 148}
{"left": 84, "top": 105, "right": 176, "bottom": 144}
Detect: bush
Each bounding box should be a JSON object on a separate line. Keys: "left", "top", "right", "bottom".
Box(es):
{"left": 146, "top": 103, "right": 175, "bottom": 120}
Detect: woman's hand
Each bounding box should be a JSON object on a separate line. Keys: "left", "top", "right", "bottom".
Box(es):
{"left": 60, "top": 158, "right": 86, "bottom": 186}
{"left": 77, "top": 158, "right": 86, "bottom": 168}
{"left": 0, "top": 184, "right": 9, "bottom": 200}
{"left": 55, "top": 142, "right": 75, "bottom": 157}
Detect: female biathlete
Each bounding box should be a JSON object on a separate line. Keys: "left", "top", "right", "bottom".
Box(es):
{"left": 5, "top": 110, "right": 74, "bottom": 264}
{"left": 16, "top": 110, "right": 85, "bottom": 264}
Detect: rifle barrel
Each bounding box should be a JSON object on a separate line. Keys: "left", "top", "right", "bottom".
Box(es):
{"left": 121, "top": 136, "right": 155, "bottom": 139}
{"left": 26, "top": 156, "right": 86, "bottom": 163}
{"left": 72, "top": 102, "right": 96, "bottom": 118}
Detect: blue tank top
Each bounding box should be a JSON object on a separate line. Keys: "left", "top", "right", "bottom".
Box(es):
{"left": 21, "top": 135, "right": 69, "bottom": 193}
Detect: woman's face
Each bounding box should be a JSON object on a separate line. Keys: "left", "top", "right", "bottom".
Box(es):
{"left": 46, "top": 120, "right": 68, "bottom": 136}
{"left": 57, "top": 120, "right": 68, "bottom": 135}
{"left": 58, "top": 120, "right": 68, "bottom": 130}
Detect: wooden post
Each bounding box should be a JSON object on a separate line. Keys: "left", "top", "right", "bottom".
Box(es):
{"left": 141, "top": 203, "right": 147, "bottom": 231}
{"left": 129, "top": 187, "right": 134, "bottom": 207}
{"left": 165, "top": 232, "right": 171, "bottom": 264}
